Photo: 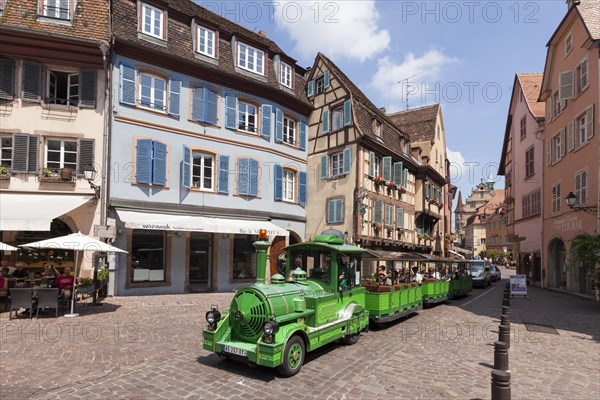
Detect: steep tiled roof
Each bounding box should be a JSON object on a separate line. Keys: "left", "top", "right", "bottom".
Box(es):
{"left": 578, "top": 0, "right": 600, "bottom": 40}
{"left": 475, "top": 190, "right": 505, "bottom": 216}
{"left": 517, "top": 73, "right": 544, "bottom": 119}
{"left": 317, "top": 53, "right": 411, "bottom": 150}
{"left": 112, "top": 0, "right": 309, "bottom": 107}
{"left": 455, "top": 191, "right": 465, "bottom": 212}
{"left": 387, "top": 104, "right": 440, "bottom": 143}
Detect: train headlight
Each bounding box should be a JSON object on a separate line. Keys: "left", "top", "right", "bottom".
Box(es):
{"left": 263, "top": 320, "right": 279, "bottom": 336}
{"left": 206, "top": 308, "right": 221, "bottom": 325}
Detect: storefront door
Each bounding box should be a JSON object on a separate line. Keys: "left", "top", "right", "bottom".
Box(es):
{"left": 189, "top": 232, "right": 212, "bottom": 291}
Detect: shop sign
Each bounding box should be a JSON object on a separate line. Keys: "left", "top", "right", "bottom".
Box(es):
{"left": 552, "top": 215, "right": 582, "bottom": 232}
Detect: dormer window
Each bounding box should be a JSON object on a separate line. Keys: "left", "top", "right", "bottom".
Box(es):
{"left": 197, "top": 25, "right": 216, "bottom": 58}
{"left": 141, "top": 2, "right": 165, "bottom": 40}
{"left": 374, "top": 120, "right": 382, "bottom": 137}
{"left": 280, "top": 62, "right": 292, "bottom": 88}
{"left": 237, "top": 43, "right": 264, "bottom": 75}
{"left": 39, "top": 0, "right": 71, "bottom": 20}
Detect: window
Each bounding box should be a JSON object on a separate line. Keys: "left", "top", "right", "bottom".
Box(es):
{"left": 565, "top": 32, "right": 572, "bottom": 55}
{"left": 327, "top": 198, "right": 343, "bottom": 224}
{"left": 331, "top": 152, "right": 344, "bottom": 177}
{"left": 238, "top": 101, "right": 257, "bottom": 132}
{"left": 520, "top": 116, "right": 527, "bottom": 139}
{"left": 1, "top": 136, "right": 12, "bottom": 168}
{"left": 282, "top": 116, "right": 296, "bottom": 145}
{"left": 191, "top": 151, "right": 214, "bottom": 191}
{"left": 139, "top": 73, "right": 166, "bottom": 111}
{"left": 374, "top": 120, "right": 382, "bottom": 137}
{"left": 280, "top": 62, "right": 292, "bottom": 88}
{"left": 576, "top": 107, "right": 594, "bottom": 148}
{"left": 233, "top": 235, "right": 257, "bottom": 279}
{"left": 197, "top": 25, "right": 215, "bottom": 57}
{"left": 141, "top": 2, "right": 164, "bottom": 39}
{"left": 308, "top": 71, "right": 330, "bottom": 97}
{"left": 549, "top": 130, "right": 565, "bottom": 165}
{"left": 552, "top": 91, "right": 565, "bottom": 118}
{"left": 480, "top": 238, "right": 486, "bottom": 245}
{"left": 135, "top": 139, "right": 167, "bottom": 186}
{"left": 522, "top": 189, "right": 541, "bottom": 218}
{"left": 237, "top": 43, "right": 264, "bottom": 75}
{"left": 385, "top": 204, "right": 394, "bottom": 227}
{"left": 315, "top": 76, "right": 325, "bottom": 94}
{"left": 576, "top": 59, "right": 588, "bottom": 94}
{"left": 283, "top": 169, "right": 295, "bottom": 201}
{"left": 191, "top": 85, "right": 218, "bottom": 125}
{"left": 40, "top": 0, "right": 71, "bottom": 20}
{"left": 575, "top": 170, "right": 587, "bottom": 206}
{"left": 131, "top": 230, "right": 166, "bottom": 282}
{"left": 525, "top": 147, "right": 534, "bottom": 178}
{"left": 552, "top": 183, "right": 561, "bottom": 213}
{"left": 46, "top": 139, "right": 77, "bottom": 171}
{"left": 321, "top": 147, "right": 351, "bottom": 179}
{"left": 332, "top": 108, "right": 343, "bottom": 131}
{"left": 46, "top": 69, "right": 78, "bottom": 106}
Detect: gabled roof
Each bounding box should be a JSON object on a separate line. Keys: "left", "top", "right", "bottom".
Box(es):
{"left": 315, "top": 53, "right": 415, "bottom": 164}
{"left": 475, "top": 190, "right": 505, "bottom": 216}
{"left": 386, "top": 104, "right": 440, "bottom": 143}
{"left": 577, "top": 0, "right": 600, "bottom": 40}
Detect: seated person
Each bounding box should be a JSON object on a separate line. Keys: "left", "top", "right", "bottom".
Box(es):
{"left": 11, "top": 263, "right": 28, "bottom": 279}
{"left": 378, "top": 265, "right": 391, "bottom": 285}
{"left": 41, "top": 264, "right": 59, "bottom": 278}
{"left": 54, "top": 266, "right": 75, "bottom": 300}
{"left": 339, "top": 273, "right": 349, "bottom": 290}
{"left": 412, "top": 267, "right": 423, "bottom": 284}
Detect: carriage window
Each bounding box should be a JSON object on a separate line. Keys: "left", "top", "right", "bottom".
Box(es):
{"left": 289, "top": 250, "right": 331, "bottom": 284}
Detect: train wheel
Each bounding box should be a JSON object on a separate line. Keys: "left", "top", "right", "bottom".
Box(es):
{"left": 342, "top": 333, "right": 360, "bottom": 345}
{"left": 277, "top": 336, "right": 305, "bottom": 377}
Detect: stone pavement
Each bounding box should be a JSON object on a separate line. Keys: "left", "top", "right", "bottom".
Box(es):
{"left": 0, "top": 274, "right": 598, "bottom": 400}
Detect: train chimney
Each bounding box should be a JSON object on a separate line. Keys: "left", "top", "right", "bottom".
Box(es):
{"left": 254, "top": 229, "right": 271, "bottom": 285}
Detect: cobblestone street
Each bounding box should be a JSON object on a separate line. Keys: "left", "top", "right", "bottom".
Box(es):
{"left": 1, "top": 272, "right": 599, "bottom": 399}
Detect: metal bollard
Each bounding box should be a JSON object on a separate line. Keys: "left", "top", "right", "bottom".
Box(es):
{"left": 501, "top": 314, "right": 510, "bottom": 327}
{"left": 502, "top": 297, "right": 510, "bottom": 307}
{"left": 491, "top": 369, "right": 511, "bottom": 400}
{"left": 501, "top": 305, "right": 511, "bottom": 318}
{"left": 494, "top": 341, "right": 509, "bottom": 371}
{"left": 498, "top": 324, "right": 510, "bottom": 349}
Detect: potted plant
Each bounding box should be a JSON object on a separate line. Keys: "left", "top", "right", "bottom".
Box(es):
{"left": 43, "top": 167, "right": 55, "bottom": 177}
{"left": 373, "top": 176, "right": 386, "bottom": 186}
{"left": 77, "top": 277, "right": 96, "bottom": 296}
{"left": 0, "top": 166, "right": 10, "bottom": 180}
{"left": 60, "top": 167, "right": 72, "bottom": 181}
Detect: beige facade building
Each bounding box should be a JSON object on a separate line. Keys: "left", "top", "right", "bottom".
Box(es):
{"left": 538, "top": 0, "right": 599, "bottom": 295}
{"left": 455, "top": 176, "right": 496, "bottom": 247}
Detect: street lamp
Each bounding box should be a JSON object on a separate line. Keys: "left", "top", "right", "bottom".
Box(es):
{"left": 565, "top": 192, "right": 598, "bottom": 214}
{"left": 84, "top": 165, "right": 100, "bottom": 199}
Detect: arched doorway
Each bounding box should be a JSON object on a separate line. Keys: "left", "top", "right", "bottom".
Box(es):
{"left": 548, "top": 238, "right": 566, "bottom": 289}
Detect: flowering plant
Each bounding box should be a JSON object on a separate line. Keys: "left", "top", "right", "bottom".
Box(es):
{"left": 397, "top": 185, "right": 406, "bottom": 193}
{"left": 439, "top": 202, "right": 444, "bottom": 208}
{"left": 387, "top": 181, "right": 396, "bottom": 189}
{"left": 373, "top": 176, "right": 386, "bottom": 185}
{"left": 429, "top": 197, "right": 438, "bottom": 205}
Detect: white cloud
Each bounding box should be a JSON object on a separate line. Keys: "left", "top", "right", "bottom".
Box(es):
{"left": 370, "top": 50, "right": 459, "bottom": 103}
{"left": 447, "top": 147, "right": 467, "bottom": 186}
{"left": 274, "top": 1, "right": 390, "bottom": 62}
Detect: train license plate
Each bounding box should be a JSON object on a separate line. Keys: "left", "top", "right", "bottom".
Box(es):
{"left": 223, "top": 345, "right": 247, "bottom": 357}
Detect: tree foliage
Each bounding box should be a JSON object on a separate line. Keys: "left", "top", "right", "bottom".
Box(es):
{"left": 570, "top": 233, "right": 600, "bottom": 285}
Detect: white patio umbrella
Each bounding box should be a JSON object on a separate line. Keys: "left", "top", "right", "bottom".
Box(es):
{"left": 19, "top": 232, "right": 127, "bottom": 317}
{"left": 0, "top": 241, "right": 19, "bottom": 251}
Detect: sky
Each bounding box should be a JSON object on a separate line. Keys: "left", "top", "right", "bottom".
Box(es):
{"left": 196, "top": 0, "right": 566, "bottom": 207}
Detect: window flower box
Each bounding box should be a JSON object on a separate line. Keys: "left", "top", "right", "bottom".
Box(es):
{"left": 397, "top": 185, "right": 406, "bottom": 193}
{"left": 373, "top": 176, "right": 386, "bottom": 186}
{"left": 40, "top": 168, "right": 75, "bottom": 183}
{"left": 0, "top": 166, "right": 11, "bottom": 180}
{"left": 387, "top": 181, "right": 397, "bottom": 189}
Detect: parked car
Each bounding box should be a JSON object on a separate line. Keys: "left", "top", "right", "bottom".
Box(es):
{"left": 471, "top": 260, "right": 491, "bottom": 288}
{"left": 490, "top": 264, "right": 501, "bottom": 282}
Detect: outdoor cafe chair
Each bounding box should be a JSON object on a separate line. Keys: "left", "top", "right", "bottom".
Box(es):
{"left": 35, "top": 288, "right": 60, "bottom": 318}
{"left": 9, "top": 288, "right": 33, "bottom": 319}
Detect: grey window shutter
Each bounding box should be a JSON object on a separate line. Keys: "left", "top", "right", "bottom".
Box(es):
{"left": 369, "top": 151, "right": 376, "bottom": 177}
{"left": 79, "top": 69, "right": 97, "bottom": 108}
{"left": 586, "top": 105, "right": 594, "bottom": 139}
{"left": 393, "top": 162, "right": 403, "bottom": 185}
{"left": 567, "top": 121, "right": 575, "bottom": 151}
{"left": 396, "top": 207, "right": 404, "bottom": 229}
{"left": 342, "top": 147, "right": 352, "bottom": 175}
{"left": 343, "top": 100, "right": 352, "bottom": 126}
{"left": 27, "top": 135, "right": 38, "bottom": 173}
{"left": 307, "top": 80, "right": 314, "bottom": 97}
{"left": 299, "top": 171, "right": 307, "bottom": 206}
{"left": 559, "top": 70, "right": 574, "bottom": 101}
{"left": 22, "top": 61, "right": 42, "bottom": 103}
{"left": 320, "top": 155, "right": 328, "bottom": 180}
{"left": 323, "top": 71, "right": 330, "bottom": 89}
{"left": 274, "top": 163, "right": 283, "bottom": 201}
{"left": 335, "top": 199, "right": 343, "bottom": 222}
{"left": 119, "top": 64, "right": 136, "bottom": 106}
{"left": 374, "top": 200, "right": 383, "bottom": 224}
{"left": 403, "top": 168, "right": 408, "bottom": 188}
{"left": 382, "top": 156, "right": 392, "bottom": 181}
{"left": 327, "top": 199, "right": 334, "bottom": 224}
{"left": 168, "top": 79, "right": 181, "bottom": 117}
{"left": 218, "top": 155, "right": 230, "bottom": 194}
{"left": 299, "top": 120, "right": 307, "bottom": 151}
{"left": 0, "top": 58, "right": 15, "bottom": 101}
{"left": 225, "top": 93, "right": 237, "bottom": 129}
{"left": 12, "top": 134, "right": 30, "bottom": 173}
{"left": 322, "top": 109, "right": 329, "bottom": 133}
{"left": 77, "top": 138, "right": 95, "bottom": 175}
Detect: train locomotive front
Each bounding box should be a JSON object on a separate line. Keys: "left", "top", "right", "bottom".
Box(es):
{"left": 202, "top": 234, "right": 369, "bottom": 376}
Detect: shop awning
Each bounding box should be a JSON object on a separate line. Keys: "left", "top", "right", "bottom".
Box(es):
{"left": 115, "top": 209, "right": 289, "bottom": 237}
{"left": 0, "top": 193, "right": 93, "bottom": 231}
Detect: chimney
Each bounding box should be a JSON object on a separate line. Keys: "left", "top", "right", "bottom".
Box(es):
{"left": 258, "top": 30, "right": 267, "bottom": 38}
{"left": 379, "top": 107, "right": 387, "bottom": 114}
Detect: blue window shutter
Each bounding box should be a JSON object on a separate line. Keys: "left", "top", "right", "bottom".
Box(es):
{"left": 249, "top": 158, "right": 259, "bottom": 197}
{"left": 237, "top": 158, "right": 249, "bottom": 195}
{"left": 396, "top": 207, "right": 404, "bottom": 228}
{"left": 299, "top": 120, "right": 307, "bottom": 151}
{"left": 205, "top": 87, "right": 218, "bottom": 125}
{"left": 374, "top": 200, "right": 383, "bottom": 224}
{"left": 343, "top": 147, "right": 352, "bottom": 175}
{"left": 119, "top": 64, "right": 136, "bottom": 106}
{"left": 225, "top": 93, "right": 237, "bottom": 129}
{"left": 323, "top": 71, "right": 330, "bottom": 89}
{"left": 394, "top": 162, "right": 403, "bottom": 185}
{"left": 135, "top": 139, "right": 153, "bottom": 184}
{"left": 274, "top": 163, "right": 283, "bottom": 201}
{"left": 335, "top": 199, "right": 343, "bottom": 222}
{"left": 382, "top": 156, "right": 392, "bottom": 181}
{"left": 322, "top": 109, "right": 329, "bottom": 134}
{"left": 181, "top": 144, "right": 191, "bottom": 189}
{"left": 218, "top": 155, "right": 229, "bottom": 194}
{"left": 261, "top": 104, "right": 272, "bottom": 141}
{"left": 320, "top": 155, "right": 328, "bottom": 180}
{"left": 307, "top": 80, "right": 314, "bottom": 97}
{"left": 369, "top": 151, "right": 376, "bottom": 177}
{"left": 299, "top": 171, "right": 307, "bottom": 206}
{"left": 192, "top": 86, "right": 205, "bottom": 122}
{"left": 152, "top": 141, "right": 167, "bottom": 186}
{"left": 169, "top": 79, "right": 181, "bottom": 117}
{"left": 327, "top": 200, "right": 334, "bottom": 224}
{"left": 403, "top": 168, "right": 408, "bottom": 188}
{"left": 343, "top": 100, "right": 352, "bottom": 126}
{"left": 275, "top": 108, "right": 283, "bottom": 143}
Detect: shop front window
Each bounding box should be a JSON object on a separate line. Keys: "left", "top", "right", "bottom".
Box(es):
{"left": 131, "top": 230, "right": 165, "bottom": 282}
{"left": 233, "top": 234, "right": 257, "bottom": 279}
